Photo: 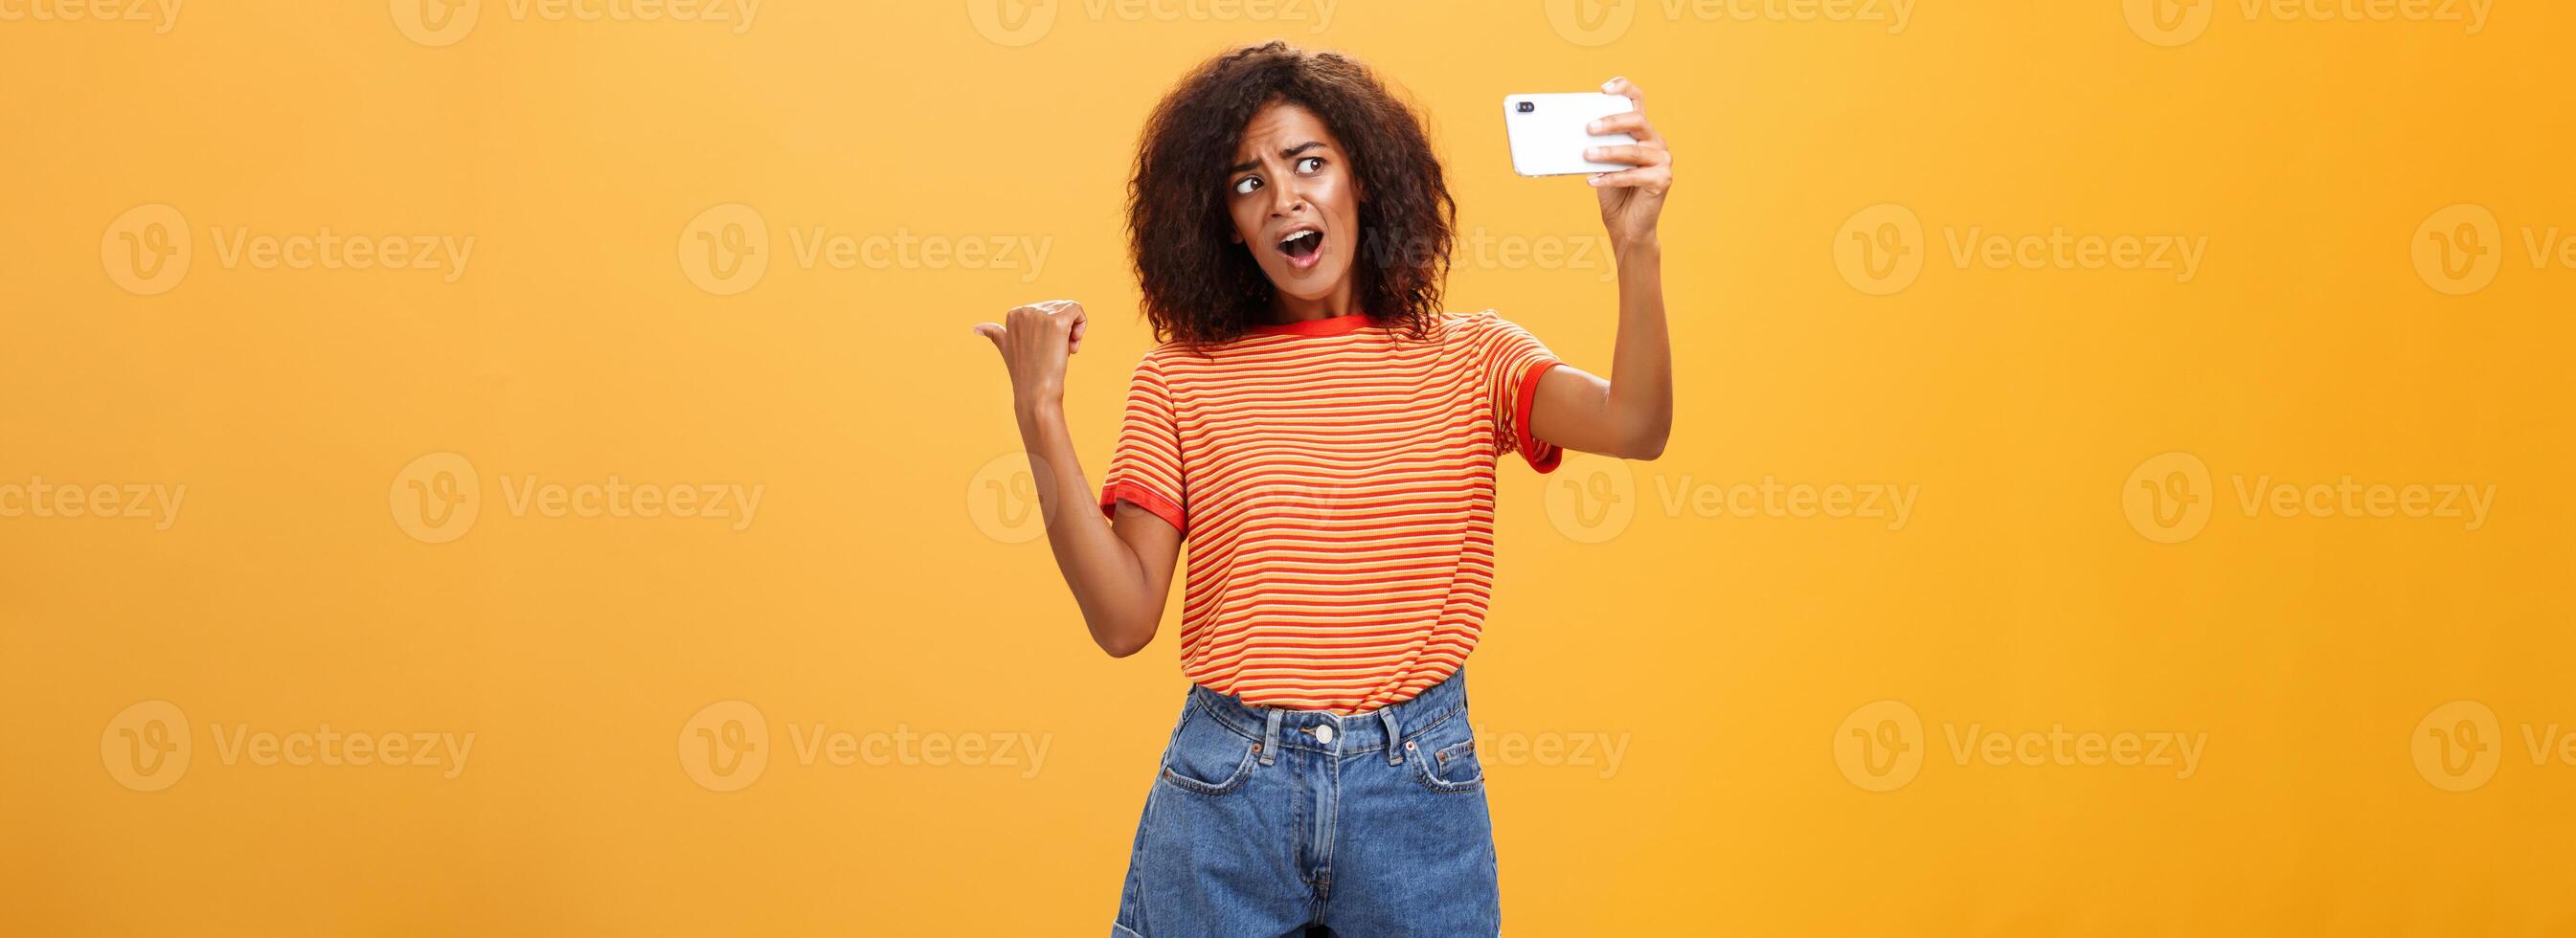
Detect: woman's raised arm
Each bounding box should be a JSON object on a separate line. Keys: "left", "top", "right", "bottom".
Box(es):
{"left": 1530, "top": 77, "right": 1675, "bottom": 462}
{"left": 973, "top": 300, "right": 1181, "bottom": 658}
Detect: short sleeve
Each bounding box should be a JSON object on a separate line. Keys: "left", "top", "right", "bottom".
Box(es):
{"left": 1098, "top": 356, "right": 1187, "bottom": 533}
{"left": 1479, "top": 313, "right": 1566, "bottom": 473}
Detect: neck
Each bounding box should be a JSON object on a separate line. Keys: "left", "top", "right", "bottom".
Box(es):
{"left": 1269, "top": 282, "right": 1357, "bottom": 324}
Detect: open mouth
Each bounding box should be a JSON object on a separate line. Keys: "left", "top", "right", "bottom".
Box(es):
{"left": 1276, "top": 228, "right": 1325, "bottom": 270}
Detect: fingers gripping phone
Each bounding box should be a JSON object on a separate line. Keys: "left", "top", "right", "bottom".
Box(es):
{"left": 1503, "top": 93, "right": 1638, "bottom": 177}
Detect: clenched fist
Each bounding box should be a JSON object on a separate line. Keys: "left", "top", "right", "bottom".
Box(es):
{"left": 973, "top": 300, "right": 1089, "bottom": 413}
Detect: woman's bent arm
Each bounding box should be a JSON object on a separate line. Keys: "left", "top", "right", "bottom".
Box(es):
{"left": 1015, "top": 402, "right": 1180, "bottom": 657}
{"left": 1529, "top": 77, "right": 1676, "bottom": 461}
{"left": 1530, "top": 240, "right": 1670, "bottom": 460}
{"left": 978, "top": 301, "right": 1182, "bottom": 658}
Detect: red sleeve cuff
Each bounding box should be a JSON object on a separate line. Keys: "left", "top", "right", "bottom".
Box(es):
{"left": 1099, "top": 480, "right": 1186, "bottom": 534}
{"left": 1512, "top": 359, "right": 1566, "bottom": 473}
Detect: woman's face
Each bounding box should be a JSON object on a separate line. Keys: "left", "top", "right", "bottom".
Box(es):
{"left": 1226, "top": 102, "right": 1360, "bottom": 308}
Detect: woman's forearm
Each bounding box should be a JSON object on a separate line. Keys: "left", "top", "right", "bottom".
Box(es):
{"left": 1014, "top": 401, "right": 1167, "bottom": 657}
{"left": 1605, "top": 236, "right": 1673, "bottom": 458}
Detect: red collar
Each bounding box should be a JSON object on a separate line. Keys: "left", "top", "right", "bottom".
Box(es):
{"left": 1247, "top": 314, "right": 1373, "bottom": 337}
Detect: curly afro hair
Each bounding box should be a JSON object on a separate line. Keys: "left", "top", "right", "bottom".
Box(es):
{"left": 1128, "top": 41, "right": 1457, "bottom": 346}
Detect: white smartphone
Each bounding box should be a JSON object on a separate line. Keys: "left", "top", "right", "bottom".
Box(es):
{"left": 1503, "top": 92, "right": 1638, "bottom": 177}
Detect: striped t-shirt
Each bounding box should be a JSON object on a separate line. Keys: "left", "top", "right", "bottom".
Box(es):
{"left": 1097, "top": 309, "right": 1564, "bottom": 713}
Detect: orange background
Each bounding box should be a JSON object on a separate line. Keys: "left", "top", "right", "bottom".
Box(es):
{"left": 4, "top": 1, "right": 2572, "bottom": 934}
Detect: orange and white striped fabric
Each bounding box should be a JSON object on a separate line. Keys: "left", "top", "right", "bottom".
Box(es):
{"left": 1097, "top": 309, "right": 1564, "bottom": 713}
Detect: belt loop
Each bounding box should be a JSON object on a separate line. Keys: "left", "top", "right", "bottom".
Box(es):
{"left": 1379, "top": 706, "right": 1403, "bottom": 766}
{"left": 1260, "top": 709, "right": 1283, "bottom": 766}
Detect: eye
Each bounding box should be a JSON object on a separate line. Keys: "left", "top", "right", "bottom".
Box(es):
{"left": 1232, "top": 176, "right": 1261, "bottom": 195}
{"left": 1295, "top": 156, "right": 1325, "bottom": 174}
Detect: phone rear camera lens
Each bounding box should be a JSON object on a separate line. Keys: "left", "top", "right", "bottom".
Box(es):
{"left": 1516, "top": 101, "right": 1534, "bottom": 113}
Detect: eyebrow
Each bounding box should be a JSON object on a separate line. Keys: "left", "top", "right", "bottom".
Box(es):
{"left": 1226, "top": 141, "right": 1327, "bottom": 176}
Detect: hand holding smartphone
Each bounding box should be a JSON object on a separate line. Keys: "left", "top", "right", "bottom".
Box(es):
{"left": 1502, "top": 92, "right": 1640, "bottom": 177}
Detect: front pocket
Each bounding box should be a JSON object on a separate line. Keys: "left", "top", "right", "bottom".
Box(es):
{"left": 1407, "top": 736, "right": 1485, "bottom": 793}
{"left": 1160, "top": 741, "right": 1256, "bottom": 795}
{"left": 1158, "top": 708, "right": 1260, "bottom": 796}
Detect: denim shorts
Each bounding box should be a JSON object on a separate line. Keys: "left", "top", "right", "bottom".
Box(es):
{"left": 1112, "top": 669, "right": 1498, "bottom": 937}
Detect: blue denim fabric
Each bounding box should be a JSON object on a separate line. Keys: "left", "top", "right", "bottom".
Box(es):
{"left": 1112, "top": 669, "right": 1498, "bottom": 937}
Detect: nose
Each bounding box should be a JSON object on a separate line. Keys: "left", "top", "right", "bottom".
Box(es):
{"left": 1267, "top": 175, "right": 1305, "bottom": 217}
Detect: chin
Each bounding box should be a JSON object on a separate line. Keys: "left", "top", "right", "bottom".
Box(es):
{"left": 1267, "top": 263, "right": 1350, "bottom": 299}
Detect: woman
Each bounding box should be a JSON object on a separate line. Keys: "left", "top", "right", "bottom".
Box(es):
{"left": 973, "top": 41, "right": 1672, "bottom": 936}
